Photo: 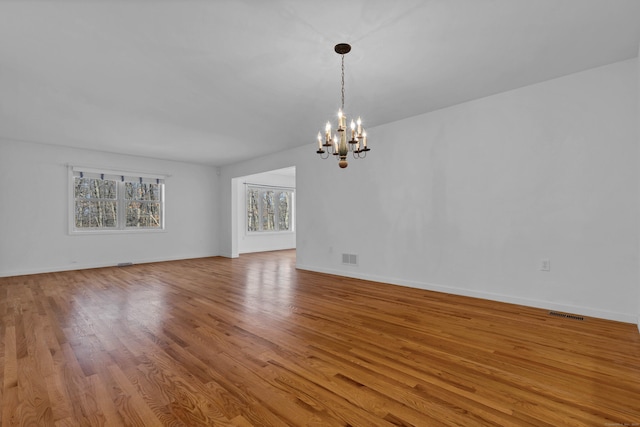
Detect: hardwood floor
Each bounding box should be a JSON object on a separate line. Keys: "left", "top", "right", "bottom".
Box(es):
{"left": 1, "top": 250, "right": 639, "bottom": 426}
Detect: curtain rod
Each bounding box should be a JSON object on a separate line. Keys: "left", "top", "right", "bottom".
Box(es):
{"left": 244, "top": 182, "right": 295, "bottom": 190}
{"left": 70, "top": 165, "right": 170, "bottom": 179}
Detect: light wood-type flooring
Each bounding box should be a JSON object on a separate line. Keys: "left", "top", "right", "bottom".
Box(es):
{"left": 1, "top": 250, "right": 639, "bottom": 426}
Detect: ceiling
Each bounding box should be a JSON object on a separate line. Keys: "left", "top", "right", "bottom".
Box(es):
{"left": 1, "top": 1, "right": 639, "bottom": 167}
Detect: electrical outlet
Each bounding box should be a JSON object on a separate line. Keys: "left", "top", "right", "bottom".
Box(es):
{"left": 540, "top": 258, "right": 550, "bottom": 271}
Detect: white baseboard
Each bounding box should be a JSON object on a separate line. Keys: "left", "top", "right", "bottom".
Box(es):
{"left": 218, "top": 251, "right": 239, "bottom": 258}
{"left": 296, "top": 263, "right": 637, "bottom": 324}
{"left": 0, "top": 253, "right": 219, "bottom": 278}
{"left": 4, "top": 258, "right": 636, "bottom": 327}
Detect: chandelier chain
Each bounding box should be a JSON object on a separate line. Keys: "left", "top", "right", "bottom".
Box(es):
{"left": 341, "top": 54, "right": 345, "bottom": 111}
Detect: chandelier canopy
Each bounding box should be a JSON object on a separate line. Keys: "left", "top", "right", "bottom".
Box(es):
{"left": 316, "top": 43, "right": 370, "bottom": 168}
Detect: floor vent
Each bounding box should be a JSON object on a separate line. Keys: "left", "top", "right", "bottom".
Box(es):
{"left": 342, "top": 253, "right": 358, "bottom": 265}
{"left": 549, "top": 311, "right": 584, "bottom": 321}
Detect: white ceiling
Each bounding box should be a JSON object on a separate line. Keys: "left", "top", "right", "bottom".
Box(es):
{"left": 1, "top": 0, "right": 639, "bottom": 167}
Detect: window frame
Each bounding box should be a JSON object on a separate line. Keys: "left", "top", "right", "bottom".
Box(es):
{"left": 245, "top": 184, "right": 295, "bottom": 235}
{"left": 68, "top": 166, "right": 167, "bottom": 235}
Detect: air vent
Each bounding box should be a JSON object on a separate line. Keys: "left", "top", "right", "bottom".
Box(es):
{"left": 117, "top": 262, "right": 133, "bottom": 267}
{"left": 342, "top": 253, "right": 358, "bottom": 265}
{"left": 549, "top": 311, "right": 584, "bottom": 321}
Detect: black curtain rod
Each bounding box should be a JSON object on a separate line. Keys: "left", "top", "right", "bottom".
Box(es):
{"left": 244, "top": 183, "right": 295, "bottom": 190}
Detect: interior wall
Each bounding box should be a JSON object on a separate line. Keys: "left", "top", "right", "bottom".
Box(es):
{"left": 221, "top": 58, "right": 639, "bottom": 323}
{"left": 237, "top": 168, "right": 296, "bottom": 254}
{"left": 0, "top": 138, "right": 220, "bottom": 277}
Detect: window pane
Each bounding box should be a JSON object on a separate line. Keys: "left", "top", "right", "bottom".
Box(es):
{"left": 75, "top": 200, "right": 117, "bottom": 228}
{"left": 126, "top": 202, "right": 161, "bottom": 228}
{"left": 261, "top": 191, "right": 275, "bottom": 231}
{"left": 278, "top": 191, "right": 290, "bottom": 231}
{"left": 247, "top": 189, "right": 259, "bottom": 232}
{"left": 125, "top": 182, "right": 160, "bottom": 201}
{"left": 74, "top": 178, "right": 90, "bottom": 198}
{"left": 74, "top": 177, "right": 117, "bottom": 199}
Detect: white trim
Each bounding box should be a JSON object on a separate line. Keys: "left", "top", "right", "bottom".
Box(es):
{"left": 295, "top": 263, "right": 638, "bottom": 324}
{"left": 70, "top": 165, "right": 170, "bottom": 180}
{"left": 68, "top": 228, "right": 168, "bottom": 236}
{"left": 0, "top": 253, "right": 219, "bottom": 278}
{"left": 245, "top": 185, "right": 295, "bottom": 234}
{"left": 68, "top": 166, "right": 165, "bottom": 234}
{"left": 244, "top": 231, "right": 296, "bottom": 236}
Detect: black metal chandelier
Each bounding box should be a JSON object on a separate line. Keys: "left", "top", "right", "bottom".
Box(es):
{"left": 316, "top": 43, "right": 370, "bottom": 168}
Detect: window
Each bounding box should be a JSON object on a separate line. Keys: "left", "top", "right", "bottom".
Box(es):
{"left": 74, "top": 176, "right": 118, "bottom": 228}
{"left": 124, "top": 181, "right": 163, "bottom": 228}
{"left": 70, "top": 167, "right": 165, "bottom": 233}
{"left": 246, "top": 185, "right": 293, "bottom": 233}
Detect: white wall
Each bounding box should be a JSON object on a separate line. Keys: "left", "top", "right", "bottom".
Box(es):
{"left": 221, "top": 58, "right": 639, "bottom": 323}
{"left": 237, "top": 168, "right": 296, "bottom": 254}
{"left": 0, "top": 138, "right": 220, "bottom": 276}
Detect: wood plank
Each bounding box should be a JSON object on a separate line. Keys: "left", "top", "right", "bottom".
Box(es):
{"left": 0, "top": 250, "right": 639, "bottom": 426}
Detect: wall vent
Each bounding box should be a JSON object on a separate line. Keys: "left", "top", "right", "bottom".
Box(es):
{"left": 342, "top": 253, "right": 358, "bottom": 265}
{"left": 549, "top": 311, "right": 584, "bottom": 321}
{"left": 117, "top": 262, "right": 134, "bottom": 267}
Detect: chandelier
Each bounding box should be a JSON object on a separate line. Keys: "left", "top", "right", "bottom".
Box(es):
{"left": 316, "top": 43, "right": 370, "bottom": 168}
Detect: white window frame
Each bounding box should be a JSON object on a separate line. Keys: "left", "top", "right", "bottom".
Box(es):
{"left": 246, "top": 184, "right": 295, "bottom": 234}
{"left": 68, "top": 166, "right": 167, "bottom": 235}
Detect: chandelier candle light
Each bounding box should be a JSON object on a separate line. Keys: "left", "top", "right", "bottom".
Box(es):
{"left": 316, "top": 43, "right": 370, "bottom": 168}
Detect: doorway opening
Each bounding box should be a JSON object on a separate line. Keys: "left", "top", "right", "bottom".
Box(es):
{"left": 232, "top": 166, "right": 296, "bottom": 257}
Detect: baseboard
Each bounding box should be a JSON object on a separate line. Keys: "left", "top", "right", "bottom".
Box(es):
{"left": 5, "top": 258, "right": 635, "bottom": 326}
{"left": 239, "top": 246, "right": 295, "bottom": 255}
{"left": 0, "top": 253, "right": 220, "bottom": 278}
{"left": 218, "top": 250, "right": 239, "bottom": 258}
{"left": 296, "top": 263, "right": 637, "bottom": 324}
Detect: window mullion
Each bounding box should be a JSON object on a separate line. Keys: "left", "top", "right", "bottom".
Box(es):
{"left": 258, "top": 192, "right": 263, "bottom": 231}
{"left": 273, "top": 197, "right": 278, "bottom": 231}
{"left": 118, "top": 180, "right": 125, "bottom": 230}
